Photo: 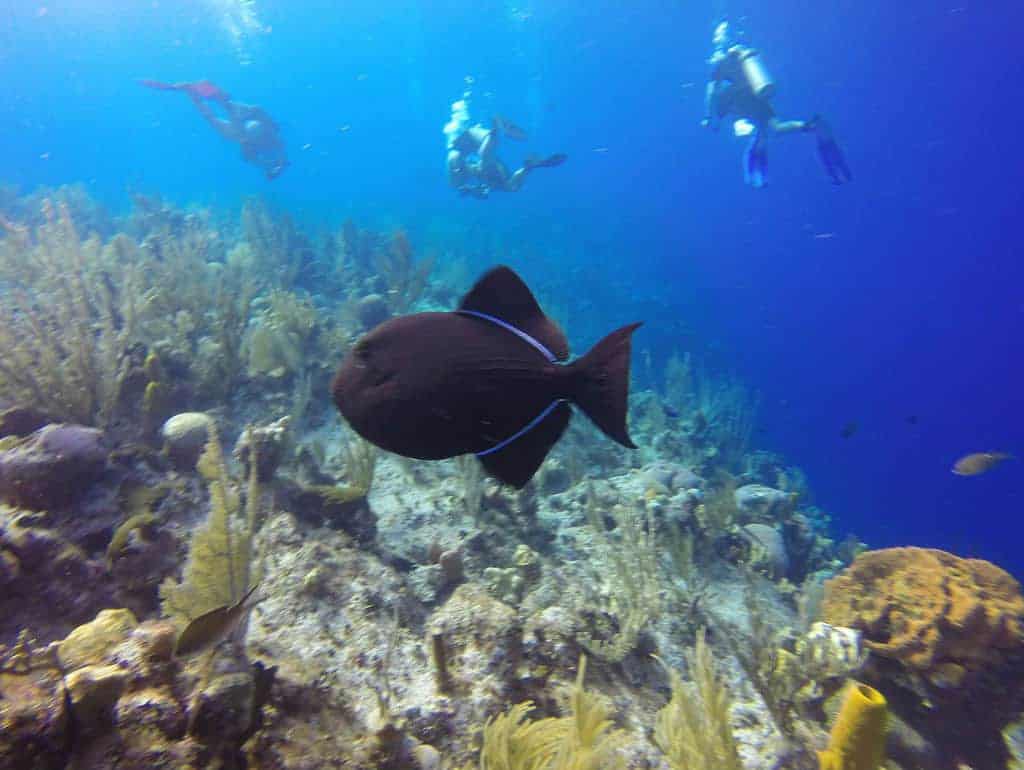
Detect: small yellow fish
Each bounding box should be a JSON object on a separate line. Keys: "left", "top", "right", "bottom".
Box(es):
{"left": 952, "top": 452, "right": 1013, "bottom": 476}
{"left": 175, "top": 584, "right": 260, "bottom": 657}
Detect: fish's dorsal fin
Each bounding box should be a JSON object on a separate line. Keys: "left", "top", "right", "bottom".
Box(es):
{"left": 458, "top": 266, "right": 569, "bottom": 361}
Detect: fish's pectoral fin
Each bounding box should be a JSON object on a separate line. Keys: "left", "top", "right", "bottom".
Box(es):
{"left": 478, "top": 401, "right": 571, "bottom": 488}
{"left": 458, "top": 266, "right": 570, "bottom": 361}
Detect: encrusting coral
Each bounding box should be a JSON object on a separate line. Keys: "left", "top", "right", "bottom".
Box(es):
{"left": 822, "top": 546, "right": 1024, "bottom": 770}
{"left": 821, "top": 547, "right": 1024, "bottom": 686}
{"left": 0, "top": 423, "right": 107, "bottom": 509}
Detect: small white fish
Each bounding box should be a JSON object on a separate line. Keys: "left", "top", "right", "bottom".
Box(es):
{"left": 302, "top": 143, "right": 312, "bottom": 150}
{"left": 813, "top": 232, "right": 836, "bottom": 240}
{"left": 39, "top": 152, "right": 50, "bottom": 160}
{"left": 591, "top": 147, "right": 609, "bottom": 153}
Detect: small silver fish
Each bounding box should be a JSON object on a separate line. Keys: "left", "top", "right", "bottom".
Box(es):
{"left": 952, "top": 452, "right": 1012, "bottom": 476}
{"left": 175, "top": 584, "right": 260, "bottom": 657}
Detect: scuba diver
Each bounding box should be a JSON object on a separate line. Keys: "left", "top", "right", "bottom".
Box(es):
{"left": 141, "top": 79, "right": 289, "bottom": 180}
{"left": 443, "top": 91, "right": 567, "bottom": 199}
{"left": 700, "top": 21, "right": 851, "bottom": 187}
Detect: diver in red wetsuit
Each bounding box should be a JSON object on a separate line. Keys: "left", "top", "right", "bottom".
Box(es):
{"left": 141, "top": 79, "right": 289, "bottom": 180}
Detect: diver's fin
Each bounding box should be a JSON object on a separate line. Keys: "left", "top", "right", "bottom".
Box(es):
{"left": 479, "top": 401, "right": 571, "bottom": 488}
{"left": 818, "top": 136, "right": 852, "bottom": 184}
{"left": 743, "top": 140, "right": 767, "bottom": 188}
{"left": 458, "top": 266, "right": 570, "bottom": 361}
{"left": 569, "top": 322, "right": 642, "bottom": 448}
{"left": 809, "top": 116, "right": 852, "bottom": 184}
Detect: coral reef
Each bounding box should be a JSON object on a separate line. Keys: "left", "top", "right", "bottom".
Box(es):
{"left": 822, "top": 547, "right": 1024, "bottom": 685}
{"left": 823, "top": 547, "right": 1024, "bottom": 769}
{"left": 0, "top": 662, "right": 68, "bottom": 769}
{"left": 2, "top": 185, "right": 1003, "bottom": 770}
{"left": 0, "top": 507, "right": 118, "bottom": 644}
{"left": 0, "top": 605, "right": 273, "bottom": 768}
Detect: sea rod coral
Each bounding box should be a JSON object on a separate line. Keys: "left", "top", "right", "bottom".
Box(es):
{"left": 0, "top": 201, "right": 138, "bottom": 427}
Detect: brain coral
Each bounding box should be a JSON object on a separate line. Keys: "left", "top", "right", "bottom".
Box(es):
{"left": 821, "top": 547, "right": 1024, "bottom": 684}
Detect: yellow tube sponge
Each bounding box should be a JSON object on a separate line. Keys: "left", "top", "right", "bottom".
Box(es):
{"left": 818, "top": 683, "right": 888, "bottom": 770}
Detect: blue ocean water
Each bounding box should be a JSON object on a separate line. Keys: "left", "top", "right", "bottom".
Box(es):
{"left": 2, "top": 0, "right": 1020, "bottom": 574}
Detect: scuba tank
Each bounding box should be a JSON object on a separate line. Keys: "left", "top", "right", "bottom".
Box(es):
{"left": 738, "top": 47, "right": 775, "bottom": 98}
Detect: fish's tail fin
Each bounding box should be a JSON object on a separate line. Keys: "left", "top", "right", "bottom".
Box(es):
{"left": 569, "top": 322, "right": 642, "bottom": 448}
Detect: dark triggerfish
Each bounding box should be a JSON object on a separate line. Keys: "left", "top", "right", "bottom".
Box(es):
{"left": 332, "top": 266, "right": 641, "bottom": 488}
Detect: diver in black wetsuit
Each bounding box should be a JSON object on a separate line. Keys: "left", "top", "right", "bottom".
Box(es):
{"left": 700, "top": 21, "right": 851, "bottom": 187}
{"left": 443, "top": 92, "right": 566, "bottom": 199}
